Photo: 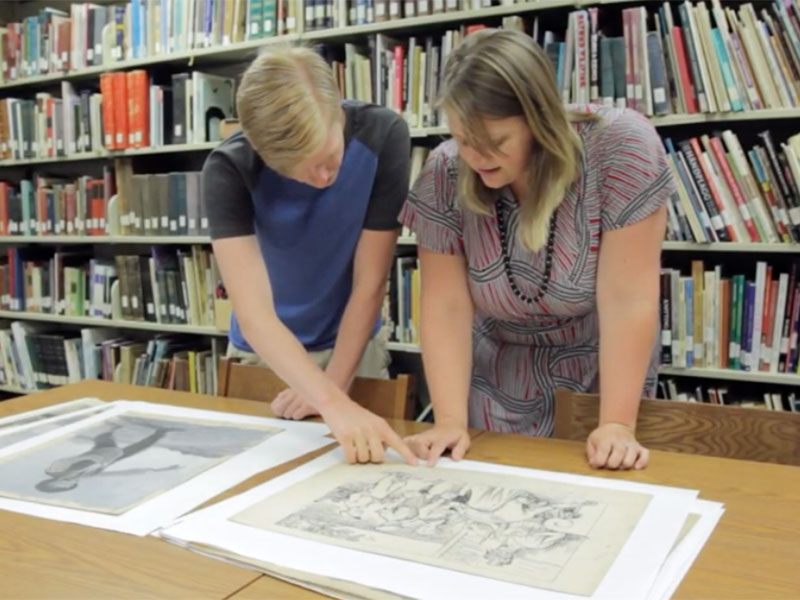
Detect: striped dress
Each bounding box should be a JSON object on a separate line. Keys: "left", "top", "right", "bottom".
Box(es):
{"left": 399, "top": 105, "right": 676, "bottom": 436}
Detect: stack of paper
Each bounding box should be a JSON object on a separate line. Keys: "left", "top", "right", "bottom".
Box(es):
{"left": 160, "top": 449, "right": 724, "bottom": 600}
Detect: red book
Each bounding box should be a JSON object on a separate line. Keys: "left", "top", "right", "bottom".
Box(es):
{"left": 99, "top": 73, "right": 116, "bottom": 150}
{"left": 708, "top": 136, "right": 761, "bottom": 242}
{"left": 672, "top": 26, "right": 698, "bottom": 114}
{"left": 465, "top": 24, "right": 486, "bottom": 35}
{"left": 136, "top": 70, "right": 150, "bottom": 148}
{"left": 111, "top": 72, "right": 129, "bottom": 149}
{"left": 689, "top": 137, "right": 737, "bottom": 240}
{"left": 761, "top": 277, "right": 777, "bottom": 371}
{"left": 394, "top": 45, "right": 405, "bottom": 114}
{"left": 91, "top": 178, "right": 106, "bottom": 235}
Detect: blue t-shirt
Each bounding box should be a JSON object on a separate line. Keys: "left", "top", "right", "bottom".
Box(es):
{"left": 202, "top": 101, "right": 410, "bottom": 351}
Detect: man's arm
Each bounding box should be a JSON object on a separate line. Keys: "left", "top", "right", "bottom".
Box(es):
{"left": 325, "top": 228, "right": 399, "bottom": 389}
{"left": 214, "top": 235, "right": 416, "bottom": 464}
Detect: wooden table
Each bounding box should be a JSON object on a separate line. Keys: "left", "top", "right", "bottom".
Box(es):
{"left": 1, "top": 381, "right": 798, "bottom": 599}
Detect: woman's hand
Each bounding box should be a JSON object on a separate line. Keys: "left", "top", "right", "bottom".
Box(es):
{"left": 404, "top": 420, "right": 471, "bottom": 466}
{"left": 319, "top": 397, "right": 418, "bottom": 466}
{"left": 586, "top": 423, "right": 649, "bottom": 470}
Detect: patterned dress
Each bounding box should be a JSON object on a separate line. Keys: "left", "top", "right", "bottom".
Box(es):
{"left": 399, "top": 105, "right": 676, "bottom": 436}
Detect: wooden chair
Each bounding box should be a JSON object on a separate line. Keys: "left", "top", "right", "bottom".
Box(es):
{"left": 217, "top": 357, "right": 415, "bottom": 420}
{"left": 553, "top": 388, "right": 800, "bottom": 466}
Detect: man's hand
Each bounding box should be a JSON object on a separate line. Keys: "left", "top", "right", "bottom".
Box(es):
{"left": 320, "top": 397, "right": 418, "bottom": 465}
{"left": 271, "top": 389, "right": 320, "bottom": 420}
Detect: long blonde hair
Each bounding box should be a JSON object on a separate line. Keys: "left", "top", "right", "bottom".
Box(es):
{"left": 236, "top": 45, "right": 341, "bottom": 175}
{"left": 439, "top": 29, "right": 593, "bottom": 251}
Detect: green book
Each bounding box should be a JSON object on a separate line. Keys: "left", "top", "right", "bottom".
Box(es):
{"left": 262, "top": 0, "right": 277, "bottom": 37}
{"left": 729, "top": 274, "right": 745, "bottom": 370}
{"left": 247, "top": 0, "right": 263, "bottom": 39}
{"left": 20, "top": 179, "right": 33, "bottom": 236}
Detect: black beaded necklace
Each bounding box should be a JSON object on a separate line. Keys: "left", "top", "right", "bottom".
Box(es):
{"left": 495, "top": 198, "right": 557, "bottom": 305}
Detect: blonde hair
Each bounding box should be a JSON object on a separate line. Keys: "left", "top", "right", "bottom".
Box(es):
{"left": 237, "top": 45, "right": 341, "bottom": 174}
{"left": 439, "top": 29, "right": 595, "bottom": 251}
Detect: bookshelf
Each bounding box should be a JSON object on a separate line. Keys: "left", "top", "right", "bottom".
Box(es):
{"left": 0, "top": 310, "right": 227, "bottom": 337}
{"left": 0, "top": 383, "right": 26, "bottom": 394}
{"left": 3, "top": 111, "right": 800, "bottom": 168}
{"left": 0, "top": 235, "right": 212, "bottom": 245}
{"left": 1, "top": 0, "right": 799, "bottom": 408}
{"left": 659, "top": 366, "right": 800, "bottom": 386}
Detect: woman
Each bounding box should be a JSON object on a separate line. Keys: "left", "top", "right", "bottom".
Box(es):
{"left": 400, "top": 29, "right": 673, "bottom": 470}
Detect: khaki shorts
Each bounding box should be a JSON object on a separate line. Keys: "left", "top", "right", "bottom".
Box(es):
{"left": 225, "top": 335, "right": 391, "bottom": 380}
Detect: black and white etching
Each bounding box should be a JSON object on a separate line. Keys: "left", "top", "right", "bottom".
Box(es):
{"left": 233, "top": 464, "right": 652, "bottom": 596}
{"left": 0, "top": 412, "right": 281, "bottom": 514}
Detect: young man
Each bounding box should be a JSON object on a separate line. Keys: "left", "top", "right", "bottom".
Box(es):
{"left": 202, "top": 46, "right": 415, "bottom": 465}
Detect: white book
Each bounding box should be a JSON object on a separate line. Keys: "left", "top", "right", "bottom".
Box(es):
{"left": 770, "top": 273, "right": 789, "bottom": 373}
{"left": 750, "top": 261, "right": 767, "bottom": 370}
{"left": 695, "top": 3, "right": 731, "bottom": 112}
{"left": 704, "top": 270, "right": 716, "bottom": 368}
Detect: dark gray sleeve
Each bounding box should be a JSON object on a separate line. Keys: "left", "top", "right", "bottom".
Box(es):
{"left": 201, "top": 150, "right": 255, "bottom": 240}
{"left": 363, "top": 118, "right": 411, "bottom": 231}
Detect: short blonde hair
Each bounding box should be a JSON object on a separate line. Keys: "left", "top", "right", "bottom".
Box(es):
{"left": 439, "top": 29, "right": 595, "bottom": 251}
{"left": 237, "top": 45, "right": 341, "bottom": 174}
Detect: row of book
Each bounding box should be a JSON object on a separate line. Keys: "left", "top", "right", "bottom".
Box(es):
{"left": 660, "top": 260, "right": 800, "bottom": 374}
{"left": 0, "top": 1, "right": 299, "bottom": 84}
{"left": 664, "top": 129, "right": 800, "bottom": 244}
{"left": 657, "top": 379, "right": 798, "bottom": 412}
{"left": 0, "top": 165, "right": 210, "bottom": 238}
{"left": 0, "top": 323, "right": 215, "bottom": 393}
{"left": 0, "top": 170, "right": 113, "bottom": 237}
{"left": 550, "top": 1, "right": 800, "bottom": 116}
{"left": 0, "top": 0, "right": 531, "bottom": 83}
{"left": 0, "top": 70, "right": 234, "bottom": 160}
{"left": 0, "top": 246, "right": 221, "bottom": 328}
{"left": 115, "top": 162, "right": 209, "bottom": 237}
{"left": 304, "top": 0, "right": 515, "bottom": 31}
{"left": 320, "top": 18, "right": 522, "bottom": 130}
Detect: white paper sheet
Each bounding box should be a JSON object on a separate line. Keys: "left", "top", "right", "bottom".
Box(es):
{"left": 0, "top": 399, "right": 333, "bottom": 536}
{"left": 647, "top": 500, "right": 725, "bottom": 600}
{"left": 0, "top": 398, "right": 106, "bottom": 431}
{"left": 161, "top": 448, "right": 699, "bottom": 600}
{"left": 0, "top": 402, "right": 114, "bottom": 450}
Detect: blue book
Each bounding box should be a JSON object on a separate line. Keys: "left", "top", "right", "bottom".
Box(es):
{"left": 712, "top": 29, "right": 743, "bottom": 112}
{"left": 556, "top": 42, "right": 566, "bottom": 93}
{"left": 685, "top": 278, "right": 694, "bottom": 367}
{"left": 130, "top": 0, "right": 140, "bottom": 59}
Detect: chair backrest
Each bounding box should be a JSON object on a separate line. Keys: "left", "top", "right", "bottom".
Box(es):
{"left": 217, "top": 358, "right": 415, "bottom": 420}
{"left": 553, "top": 388, "right": 800, "bottom": 466}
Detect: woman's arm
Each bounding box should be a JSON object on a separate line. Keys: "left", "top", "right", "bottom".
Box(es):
{"left": 592, "top": 204, "right": 668, "bottom": 470}
{"left": 404, "top": 246, "right": 474, "bottom": 465}
{"left": 213, "top": 235, "right": 416, "bottom": 465}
